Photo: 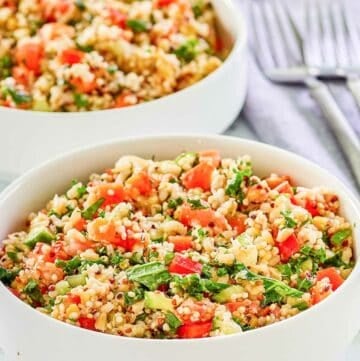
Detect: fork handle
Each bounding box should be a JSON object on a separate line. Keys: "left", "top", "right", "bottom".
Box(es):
{"left": 347, "top": 74, "right": 360, "bottom": 110}
{"left": 306, "top": 78, "right": 360, "bottom": 187}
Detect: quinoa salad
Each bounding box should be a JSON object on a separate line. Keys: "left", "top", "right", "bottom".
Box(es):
{"left": 0, "top": 0, "right": 225, "bottom": 111}
{"left": 0, "top": 150, "right": 355, "bottom": 339}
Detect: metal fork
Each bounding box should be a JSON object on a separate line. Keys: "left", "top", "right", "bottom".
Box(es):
{"left": 250, "top": 0, "right": 360, "bottom": 186}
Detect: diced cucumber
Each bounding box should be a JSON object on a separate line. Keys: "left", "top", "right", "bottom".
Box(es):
{"left": 331, "top": 229, "right": 352, "bottom": 246}
{"left": 214, "top": 317, "right": 242, "bottom": 335}
{"left": 175, "top": 152, "right": 198, "bottom": 170}
{"left": 66, "top": 274, "right": 86, "bottom": 287}
{"left": 55, "top": 280, "right": 70, "bottom": 295}
{"left": 213, "top": 285, "right": 244, "bottom": 303}
{"left": 24, "top": 228, "right": 55, "bottom": 249}
{"left": 144, "top": 291, "right": 174, "bottom": 311}
{"left": 300, "top": 259, "right": 313, "bottom": 272}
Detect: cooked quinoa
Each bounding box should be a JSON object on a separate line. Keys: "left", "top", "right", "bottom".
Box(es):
{"left": 0, "top": 0, "right": 225, "bottom": 111}
{"left": 0, "top": 150, "right": 355, "bottom": 338}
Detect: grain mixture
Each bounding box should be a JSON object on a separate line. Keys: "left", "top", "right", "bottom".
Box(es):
{"left": 0, "top": 150, "right": 354, "bottom": 338}
{"left": 0, "top": 0, "right": 225, "bottom": 111}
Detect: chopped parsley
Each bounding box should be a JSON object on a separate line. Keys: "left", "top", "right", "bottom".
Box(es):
{"left": 3, "top": 87, "right": 32, "bottom": 104}
{"left": 75, "top": 42, "right": 94, "bottom": 53}
{"left": 23, "top": 279, "right": 43, "bottom": 304}
{"left": 0, "top": 267, "right": 18, "bottom": 286}
{"left": 124, "top": 287, "right": 145, "bottom": 306}
{"left": 174, "top": 39, "right": 198, "bottom": 62}
{"left": 225, "top": 167, "right": 252, "bottom": 203}
{"left": 82, "top": 198, "right": 104, "bottom": 220}
{"left": 187, "top": 198, "right": 206, "bottom": 209}
{"left": 281, "top": 210, "right": 297, "bottom": 228}
{"left": 73, "top": 93, "right": 89, "bottom": 108}
{"left": 126, "top": 19, "right": 149, "bottom": 32}
{"left": 331, "top": 229, "right": 352, "bottom": 246}
{"left": 167, "top": 197, "right": 183, "bottom": 209}
{"left": 75, "top": 0, "right": 86, "bottom": 10}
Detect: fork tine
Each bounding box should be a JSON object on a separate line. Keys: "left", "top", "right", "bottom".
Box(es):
{"left": 261, "top": 1, "right": 288, "bottom": 68}
{"left": 330, "top": 2, "right": 350, "bottom": 67}
{"left": 343, "top": 4, "right": 360, "bottom": 66}
{"left": 318, "top": 2, "right": 336, "bottom": 68}
{"left": 273, "top": 0, "right": 303, "bottom": 65}
{"left": 250, "top": 2, "right": 276, "bottom": 72}
{"left": 303, "top": 0, "right": 322, "bottom": 67}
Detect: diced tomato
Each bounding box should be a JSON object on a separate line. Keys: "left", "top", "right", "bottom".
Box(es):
{"left": 60, "top": 49, "right": 84, "bottom": 65}
{"left": 227, "top": 213, "right": 246, "bottom": 235}
{"left": 16, "top": 43, "right": 43, "bottom": 74}
{"left": 276, "top": 234, "right": 300, "bottom": 262}
{"left": 317, "top": 268, "right": 344, "bottom": 291}
{"left": 215, "top": 35, "right": 223, "bottom": 53}
{"left": 108, "top": 8, "right": 127, "bottom": 28}
{"left": 111, "top": 236, "right": 139, "bottom": 252}
{"left": 69, "top": 77, "right": 96, "bottom": 93}
{"left": 47, "top": 241, "right": 70, "bottom": 262}
{"left": 12, "top": 66, "right": 33, "bottom": 87}
{"left": 168, "top": 236, "right": 193, "bottom": 252}
{"left": 305, "top": 199, "right": 320, "bottom": 217}
{"left": 127, "top": 171, "right": 153, "bottom": 197}
{"left": 198, "top": 150, "right": 221, "bottom": 168}
{"left": 79, "top": 316, "right": 96, "bottom": 330}
{"left": 41, "top": 0, "right": 74, "bottom": 22}
{"left": 290, "top": 196, "right": 298, "bottom": 206}
{"left": 177, "top": 205, "right": 227, "bottom": 231}
{"left": 95, "top": 183, "right": 127, "bottom": 206}
{"left": 168, "top": 254, "right": 202, "bottom": 275}
{"left": 177, "top": 321, "right": 212, "bottom": 339}
{"left": 114, "top": 93, "right": 135, "bottom": 108}
{"left": 182, "top": 162, "right": 214, "bottom": 191}
{"left": 74, "top": 218, "right": 87, "bottom": 232}
{"left": 226, "top": 301, "right": 243, "bottom": 313}
{"left": 310, "top": 286, "right": 331, "bottom": 305}
{"left": 156, "top": 0, "right": 176, "bottom": 6}
{"left": 67, "top": 294, "right": 81, "bottom": 305}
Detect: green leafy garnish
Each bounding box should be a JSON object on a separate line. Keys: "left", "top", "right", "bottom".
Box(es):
{"left": 73, "top": 93, "right": 89, "bottom": 108}
{"left": 107, "top": 64, "right": 118, "bottom": 74}
{"left": 164, "top": 252, "right": 175, "bottom": 265}
{"left": 82, "top": 198, "right": 104, "bottom": 220}
{"left": 7, "top": 251, "right": 19, "bottom": 263}
{"left": 192, "top": 0, "right": 204, "bottom": 17}
{"left": 75, "top": 0, "right": 86, "bottom": 10}
{"left": 23, "top": 279, "right": 43, "bottom": 304}
{"left": 110, "top": 251, "right": 125, "bottom": 266}
{"left": 172, "top": 274, "right": 229, "bottom": 300}
{"left": 331, "top": 229, "right": 352, "bottom": 246}
{"left": 281, "top": 210, "right": 297, "bottom": 228}
{"left": 124, "top": 287, "right": 145, "bottom": 306}
{"left": 0, "top": 267, "right": 19, "bottom": 286}
{"left": 126, "top": 19, "right": 149, "bottom": 32}
{"left": 0, "top": 55, "right": 12, "bottom": 79}
{"left": 55, "top": 256, "right": 82, "bottom": 275}
{"left": 3, "top": 87, "right": 32, "bottom": 104}
{"left": 293, "top": 301, "right": 309, "bottom": 311}
{"left": 174, "top": 39, "right": 198, "bottom": 62}
{"left": 168, "top": 197, "right": 184, "bottom": 209}
{"left": 75, "top": 42, "right": 94, "bottom": 52}
{"left": 127, "top": 262, "right": 171, "bottom": 291}
{"left": 165, "top": 312, "right": 182, "bottom": 330}
{"left": 187, "top": 198, "right": 206, "bottom": 209}
{"left": 225, "top": 167, "right": 252, "bottom": 203}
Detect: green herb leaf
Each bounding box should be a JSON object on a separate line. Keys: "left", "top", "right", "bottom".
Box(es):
{"left": 0, "top": 267, "right": 19, "bottom": 286}
{"left": 7, "top": 251, "right": 19, "bottom": 263}
{"left": 225, "top": 167, "right": 252, "bottom": 203}
{"left": 126, "top": 19, "right": 149, "bottom": 32}
{"left": 75, "top": 42, "right": 94, "bottom": 52}
{"left": 168, "top": 197, "right": 184, "bottom": 209}
{"left": 73, "top": 93, "right": 89, "bottom": 108}
{"left": 124, "top": 287, "right": 145, "bottom": 306}
{"left": 23, "top": 279, "right": 43, "bottom": 304}
{"left": 82, "top": 198, "right": 104, "bottom": 220}
{"left": 187, "top": 198, "right": 206, "bottom": 209}
{"left": 110, "top": 251, "right": 125, "bottom": 266}
{"left": 127, "top": 262, "right": 171, "bottom": 290}
{"left": 331, "top": 229, "right": 352, "bottom": 246}
{"left": 75, "top": 0, "right": 86, "bottom": 10}
{"left": 281, "top": 210, "right": 297, "bottom": 228}
{"left": 4, "top": 87, "right": 32, "bottom": 104}
{"left": 55, "top": 256, "right": 82, "bottom": 275}
{"left": 174, "top": 39, "right": 198, "bottom": 62}
{"left": 107, "top": 64, "right": 118, "bottom": 74}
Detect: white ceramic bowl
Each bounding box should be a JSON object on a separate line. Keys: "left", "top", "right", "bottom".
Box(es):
{"left": 0, "top": 135, "right": 359, "bottom": 361}
{"left": 0, "top": 0, "right": 247, "bottom": 179}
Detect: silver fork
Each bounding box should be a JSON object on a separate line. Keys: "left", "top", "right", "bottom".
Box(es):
{"left": 250, "top": 0, "right": 360, "bottom": 186}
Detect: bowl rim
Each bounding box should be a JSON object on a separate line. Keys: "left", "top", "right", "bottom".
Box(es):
{"left": 0, "top": 0, "right": 246, "bottom": 117}
{"left": 1, "top": 133, "right": 359, "bottom": 344}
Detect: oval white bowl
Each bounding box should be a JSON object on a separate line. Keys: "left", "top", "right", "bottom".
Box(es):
{"left": 0, "top": 134, "right": 359, "bottom": 361}
{"left": 0, "top": 0, "right": 247, "bottom": 178}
